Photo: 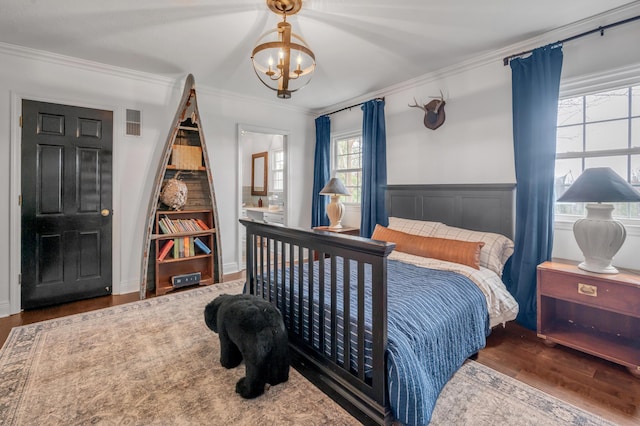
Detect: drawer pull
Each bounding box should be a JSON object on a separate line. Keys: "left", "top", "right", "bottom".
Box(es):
{"left": 578, "top": 283, "right": 597, "bottom": 297}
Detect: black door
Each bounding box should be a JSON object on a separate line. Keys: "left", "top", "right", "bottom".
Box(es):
{"left": 21, "top": 100, "right": 113, "bottom": 309}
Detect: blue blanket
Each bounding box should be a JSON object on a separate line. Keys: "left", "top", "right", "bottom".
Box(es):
{"left": 260, "top": 258, "right": 489, "bottom": 425}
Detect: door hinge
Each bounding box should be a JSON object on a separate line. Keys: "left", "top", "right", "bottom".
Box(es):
{"left": 18, "top": 194, "right": 22, "bottom": 206}
{"left": 18, "top": 273, "right": 21, "bottom": 285}
{"left": 19, "top": 115, "right": 22, "bottom": 128}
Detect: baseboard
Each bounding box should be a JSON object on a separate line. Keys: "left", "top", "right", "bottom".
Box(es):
{"left": 116, "top": 279, "right": 139, "bottom": 295}
{"left": 0, "top": 300, "right": 11, "bottom": 318}
{"left": 224, "top": 262, "right": 240, "bottom": 275}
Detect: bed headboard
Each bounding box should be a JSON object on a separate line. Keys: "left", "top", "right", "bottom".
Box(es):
{"left": 385, "top": 184, "right": 516, "bottom": 240}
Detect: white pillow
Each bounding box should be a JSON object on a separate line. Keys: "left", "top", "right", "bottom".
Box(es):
{"left": 432, "top": 224, "right": 514, "bottom": 276}
{"left": 387, "top": 217, "right": 443, "bottom": 237}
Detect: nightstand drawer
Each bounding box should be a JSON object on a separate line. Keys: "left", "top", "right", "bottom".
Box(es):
{"left": 539, "top": 269, "right": 640, "bottom": 317}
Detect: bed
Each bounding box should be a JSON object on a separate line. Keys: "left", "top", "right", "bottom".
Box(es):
{"left": 240, "top": 184, "right": 518, "bottom": 425}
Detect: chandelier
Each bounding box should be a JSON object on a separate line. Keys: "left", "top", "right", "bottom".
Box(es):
{"left": 251, "top": 0, "right": 315, "bottom": 99}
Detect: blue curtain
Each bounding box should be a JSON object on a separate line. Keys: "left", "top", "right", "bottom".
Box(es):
{"left": 312, "top": 115, "right": 331, "bottom": 227}
{"left": 509, "top": 44, "right": 563, "bottom": 330}
{"left": 360, "top": 99, "right": 388, "bottom": 237}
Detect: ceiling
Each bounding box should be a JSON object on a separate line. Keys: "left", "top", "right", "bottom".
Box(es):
{"left": 0, "top": 0, "right": 637, "bottom": 111}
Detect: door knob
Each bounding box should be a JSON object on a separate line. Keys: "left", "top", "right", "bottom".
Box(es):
{"left": 101, "top": 209, "right": 110, "bottom": 217}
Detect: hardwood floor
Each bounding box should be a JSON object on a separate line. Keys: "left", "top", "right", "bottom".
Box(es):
{"left": 1, "top": 271, "right": 638, "bottom": 425}
{"left": 479, "top": 322, "right": 640, "bottom": 425}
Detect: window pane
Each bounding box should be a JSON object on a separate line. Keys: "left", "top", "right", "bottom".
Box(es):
{"left": 632, "top": 86, "right": 640, "bottom": 116}
{"left": 585, "top": 120, "right": 628, "bottom": 151}
{"left": 633, "top": 117, "right": 640, "bottom": 149}
{"left": 554, "top": 158, "right": 580, "bottom": 198}
{"left": 554, "top": 158, "right": 583, "bottom": 216}
{"left": 584, "top": 155, "right": 628, "bottom": 180}
{"left": 334, "top": 135, "right": 362, "bottom": 205}
{"left": 556, "top": 125, "right": 583, "bottom": 153}
{"left": 585, "top": 88, "right": 629, "bottom": 122}
{"left": 336, "top": 153, "right": 348, "bottom": 170}
{"left": 630, "top": 154, "right": 640, "bottom": 186}
{"left": 558, "top": 97, "right": 583, "bottom": 126}
{"left": 273, "top": 150, "right": 284, "bottom": 170}
{"left": 335, "top": 170, "right": 361, "bottom": 204}
{"left": 273, "top": 170, "right": 283, "bottom": 191}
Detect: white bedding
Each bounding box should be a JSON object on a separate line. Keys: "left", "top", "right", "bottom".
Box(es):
{"left": 389, "top": 251, "right": 519, "bottom": 328}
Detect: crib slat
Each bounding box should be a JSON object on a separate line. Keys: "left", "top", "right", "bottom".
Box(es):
{"left": 297, "top": 245, "right": 304, "bottom": 340}
{"left": 273, "top": 240, "right": 279, "bottom": 308}
{"left": 343, "top": 257, "right": 351, "bottom": 371}
{"left": 307, "top": 250, "right": 314, "bottom": 346}
{"left": 330, "top": 255, "right": 337, "bottom": 363}
{"left": 289, "top": 243, "right": 295, "bottom": 330}
{"left": 357, "top": 261, "right": 365, "bottom": 380}
{"left": 318, "top": 253, "right": 325, "bottom": 354}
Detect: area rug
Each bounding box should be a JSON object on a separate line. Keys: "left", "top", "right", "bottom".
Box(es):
{"left": 0, "top": 279, "right": 615, "bottom": 426}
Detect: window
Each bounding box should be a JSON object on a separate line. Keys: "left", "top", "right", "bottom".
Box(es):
{"left": 332, "top": 133, "right": 362, "bottom": 204}
{"left": 555, "top": 84, "right": 640, "bottom": 219}
{"left": 271, "top": 149, "right": 284, "bottom": 192}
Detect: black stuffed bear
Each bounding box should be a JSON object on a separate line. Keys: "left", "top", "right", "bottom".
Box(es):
{"left": 204, "top": 294, "right": 290, "bottom": 399}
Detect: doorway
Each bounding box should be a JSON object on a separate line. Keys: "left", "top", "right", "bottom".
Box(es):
{"left": 21, "top": 100, "right": 113, "bottom": 309}
{"left": 237, "top": 124, "right": 289, "bottom": 271}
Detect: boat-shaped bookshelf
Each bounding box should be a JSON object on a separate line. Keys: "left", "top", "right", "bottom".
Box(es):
{"left": 140, "top": 74, "right": 223, "bottom": 297}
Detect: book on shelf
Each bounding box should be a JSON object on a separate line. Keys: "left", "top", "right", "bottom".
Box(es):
{"left": 183, "top": 236, "right": 190, "bottom": 257}
{"left": 158, "top": 216, "right": 208, "bottom": 235}
{"left": 178, "top": 238, "right": 185, "bottom": 258}
{"left": 173, "top": 238, "right": 179, "bottom": 258}
{"left": 158, "top": 239, "right": 174, "bottom": 261}
{"left": 194, "top": 237, "right": 211, "bottom": 254}
{"left": 195, "top": 218, "right": 209, "bottom": 230}
{"left": 158, "top": 220, "right": 170, "bottom": 234}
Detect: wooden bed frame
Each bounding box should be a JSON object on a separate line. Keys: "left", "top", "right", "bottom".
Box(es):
{"left": 241, "top": 184, "right": 515, "bottom": 425}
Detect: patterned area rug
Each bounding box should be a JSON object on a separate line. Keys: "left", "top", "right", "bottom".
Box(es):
{"left": 0, "top": 279, "right": 614, "bottom": 425}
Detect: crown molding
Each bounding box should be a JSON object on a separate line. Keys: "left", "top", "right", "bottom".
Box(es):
{"left": 0, "top": 41, "right": 313, "bottom": 116}
{"left": 0, "top": 41, "right": 174, "bottom": 86}
{"left": 313, "top": 1, "right": 640, "bottom": 116}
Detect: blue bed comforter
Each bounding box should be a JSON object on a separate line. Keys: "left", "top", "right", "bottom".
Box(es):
{"left": 384, "top": 260, "right": 489, "bottom": 425}
{"left": 260, "top": 258, "right": 489, "bottom": 425}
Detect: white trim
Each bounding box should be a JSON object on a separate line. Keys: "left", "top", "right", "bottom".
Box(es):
{"left": 236, "top": 124, "right": 291, "bottom": 272}
{"left": 0, "top": 41, "right": 312, "bottom": 117}
{"left": 9, "top": 91, "right": 122, "bottom": 314}
{"left": 331, "top": 129, "right": 362, "bottom": 206}
{"left": 560, "top": 63, "right": 640, "bottom": 98}
{"left": 312, "top": 2, "right": 640, "bottom": 116}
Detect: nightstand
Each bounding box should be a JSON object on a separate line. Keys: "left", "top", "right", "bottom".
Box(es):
{"left": 537, "top": 260, "right": 640, "bottom": 378}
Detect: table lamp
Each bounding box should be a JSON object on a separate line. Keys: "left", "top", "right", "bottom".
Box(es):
{"left": 556, "top": 167, "right": 640, "bottom": 274}
{"left": 319, "top": 177, "right": 351, "bottom": 229}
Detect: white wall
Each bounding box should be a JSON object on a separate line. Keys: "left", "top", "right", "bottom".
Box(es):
{"left": 327, "top": 4, "right": 640, "bottom": 270}
{"left": 0, "top": 44, "right": 314, "bottom": 316}
{"left": 2, "top": 5, "right": 639, "bottom": 317}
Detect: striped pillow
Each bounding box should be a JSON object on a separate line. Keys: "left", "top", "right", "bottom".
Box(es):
{"left": 433, "top": 225, "right": 514, "bottom": 275}
{"left": 387, "top": 217, "right": 444, "bottom": 237}
{"left": 372, "top": 225, "right": 484, "bottom": 270}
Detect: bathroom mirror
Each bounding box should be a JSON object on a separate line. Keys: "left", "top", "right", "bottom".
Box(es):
{"left": 251, "top": 151, "right": 268, "bottom": 196}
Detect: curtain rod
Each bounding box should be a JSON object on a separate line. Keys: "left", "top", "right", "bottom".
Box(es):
{"left": 323, "top": 97, "right": 385, "bottom": 117}
{"left": 503, "top": 14, "right": 640, "bottom": 66}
